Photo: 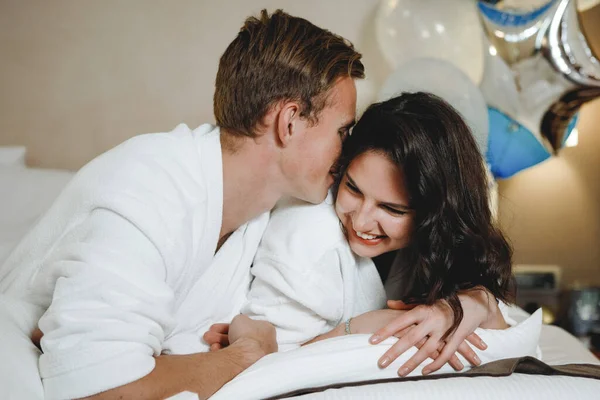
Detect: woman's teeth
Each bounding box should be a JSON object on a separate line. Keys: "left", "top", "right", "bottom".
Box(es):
{"left": 355, "top": 231, "right": 379, "bottom": 240}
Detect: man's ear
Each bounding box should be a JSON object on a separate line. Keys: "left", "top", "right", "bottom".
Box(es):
{"left": 276, "top": 102, "right": 300, "bottom": 147}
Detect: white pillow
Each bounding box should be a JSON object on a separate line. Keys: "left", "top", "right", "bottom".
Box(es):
{"left": 0, "top": 146, "right": 26, "bottom": 167}
{"left": 212, "top": 309, "right": 542, "bottom": 400}
{"left": 0, "top": 166, "right": 73, "bottom": 263}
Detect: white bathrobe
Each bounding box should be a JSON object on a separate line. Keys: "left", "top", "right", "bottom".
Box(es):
{"left": 243, "top": 194, "right": 387, "bottom": 352}
{"left": 0, "top": 124, "right": 269, "bottom": 400}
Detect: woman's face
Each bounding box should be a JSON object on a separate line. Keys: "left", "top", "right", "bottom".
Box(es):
{"left": 335, "top": 150, "right": 414, "bottom": 258}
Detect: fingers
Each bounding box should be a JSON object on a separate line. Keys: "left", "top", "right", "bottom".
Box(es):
{"left": 422, "top": 337, "right": 465, "bottom": 375}
{"left": 203, "top": 331, "right": 230, "bottom": 347}
{"left": 370, "top": 308, "right": 422, "bottom": 344}
{"left": 387, "top": 300, "right": 417, "bottom": 310}
{"left": 422, "top": 335, "right": 484, "bottom": 375}
{"left": 392, "top": 325, "right": 415, "bottom": 339}
{"left": 416, "top": 339, "right": 463, "bottom": 372}
{"left": 210, "top": 343, "right": 222, "bottom": 352}
{"left": 209, "top": 323, "right": 230, "bottom": 334}
{"left": 447, "top": 353, "right": 464, "bottom": 371}
{"left": 414, "top": 337, "right": 427, "bottom": 349}
{"left": 377, "top": 324, "right": 428, "bottom": 368}
{"left": 457, "top": 340, "right": 481, "bottom": 367}
{"left": 31, "top": 327, "right": 43, "bottom": 348}
{"left": 396, "top": 337, "right": 440, "bottom": 376}
{"left": 466, "top": 332, "right": 487, "bottom": 350}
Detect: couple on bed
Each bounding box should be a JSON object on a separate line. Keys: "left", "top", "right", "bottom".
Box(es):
{"left": 0, "top": 9, "right": 513, "bottom": 400}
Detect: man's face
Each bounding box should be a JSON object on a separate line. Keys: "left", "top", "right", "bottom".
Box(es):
{"left": 284, "top": 77, "right": 357, "bottom": 204}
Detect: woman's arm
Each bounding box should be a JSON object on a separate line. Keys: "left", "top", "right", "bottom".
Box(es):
{"left": 303, "top": 309, "right": 408, "bottom": 346}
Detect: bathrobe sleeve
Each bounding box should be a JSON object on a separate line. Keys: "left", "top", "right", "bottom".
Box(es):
{"left": 244, "top": 248, "right": 346, "bottom": 351}
{"left": 35, "top": 132, "right": 207, "bottom": 400}
{"left": 242, "top": 199, "right": 348, "bottom": 351}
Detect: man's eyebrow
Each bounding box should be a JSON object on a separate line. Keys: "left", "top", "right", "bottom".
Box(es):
{"left": 347, "top": 174, "right": 411, "bottom": 210}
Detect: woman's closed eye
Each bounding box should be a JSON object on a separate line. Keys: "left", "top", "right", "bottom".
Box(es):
{"left": 345, "top": 181, "right": 361, "bottom": 194}
{"left": 381, "top": 205, "right": 407, "bottom": 216}
{"left": 346, "top": 181, "right": 408, "bottom": 216}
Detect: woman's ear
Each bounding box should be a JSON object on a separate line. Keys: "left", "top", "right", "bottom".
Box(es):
{"left": 276, "top": 102, "right": 300, "bottom": 147}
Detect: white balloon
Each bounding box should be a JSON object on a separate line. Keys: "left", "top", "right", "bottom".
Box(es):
{"left": 375, "top": 0, "right": 484, "bottom": 84}
{"left": 480, "top": 40, "right": 520, "bottom": 118}
{"left": 378, "top": 58, "right": 489, "bottom": 156}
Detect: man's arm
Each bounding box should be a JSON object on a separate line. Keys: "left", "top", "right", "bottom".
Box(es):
{"left": 86, "top": 338, "right": 266, "bottom": 400}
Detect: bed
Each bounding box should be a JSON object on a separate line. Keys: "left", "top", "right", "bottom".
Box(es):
{"left": 280, "top": 315, "right": 600, "bottom": 400}
{"left": 0, "top": 148, "right": 599, "bottom": 400}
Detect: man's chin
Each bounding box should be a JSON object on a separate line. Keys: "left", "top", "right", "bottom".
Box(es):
{"left": 300, "top": 189, "right": 328, "bottom": 205}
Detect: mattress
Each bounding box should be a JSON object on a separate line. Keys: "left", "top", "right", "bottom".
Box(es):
{"left": 294, "top": 373, "right": 600, "bottom": 400}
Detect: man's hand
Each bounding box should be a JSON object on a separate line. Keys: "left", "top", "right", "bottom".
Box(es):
{"left": 228, "top": 314, "right": 277, "bottom": 356}
{"left": 204, "top": 315, "right": 277, "bottom": 356}
{"left": 204, "top": 323, "right": 230, "bottom": 351}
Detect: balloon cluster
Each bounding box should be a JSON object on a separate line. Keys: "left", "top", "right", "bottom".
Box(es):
{"left": 372, "top": 0, "right": 600, "bottom": 179}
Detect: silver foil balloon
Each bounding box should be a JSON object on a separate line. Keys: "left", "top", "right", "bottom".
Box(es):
{"left": 539, "top": 0, "right": 600, "bottom": 151}
{"left": 479, "top": 0, "right": 600, "bottom": 153}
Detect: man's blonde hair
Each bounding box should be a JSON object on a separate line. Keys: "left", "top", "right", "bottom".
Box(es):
{"left": 213, "top": 9, "right": 365, "bottom": 137}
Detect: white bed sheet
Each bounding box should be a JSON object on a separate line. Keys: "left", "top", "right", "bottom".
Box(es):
{"left": 296, "top": 373, "right": 600, "bottom": 400}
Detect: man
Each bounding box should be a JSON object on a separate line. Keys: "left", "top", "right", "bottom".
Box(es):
{"left": 0, "top": 9, "right": 362, "bottom": 400}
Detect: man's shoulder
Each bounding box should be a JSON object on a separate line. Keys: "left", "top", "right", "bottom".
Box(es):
{"left": 112, "top": 123, "right": 216, "bottom": 160}
{"left": 69, "top": 123, "right": 219, "bottom": 205}
{"left": 269, "top": 195, "right": 339, "bottom": 231}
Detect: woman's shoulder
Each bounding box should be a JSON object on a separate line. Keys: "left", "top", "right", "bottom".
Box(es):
{"left": 258, "top": 194, "right": 348, "bottom": 264}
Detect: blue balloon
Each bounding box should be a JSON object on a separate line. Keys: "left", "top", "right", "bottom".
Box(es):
{"left": 562, "top": 114, "right": 579, "bottom": 147}
{"left": 486, "top": 107, "right": 550, "bottom": 179}
{"left": 487, "top": 107, "right": 579, "bottom": 179}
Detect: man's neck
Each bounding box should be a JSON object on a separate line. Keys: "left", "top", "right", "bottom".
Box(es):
{"left": 219, "top": 130, "right": 283, "bottom": 240}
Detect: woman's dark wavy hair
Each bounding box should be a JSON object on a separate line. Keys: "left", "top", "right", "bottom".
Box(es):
{"left": 333, "top": 92, "right": 514, "bottom": 338}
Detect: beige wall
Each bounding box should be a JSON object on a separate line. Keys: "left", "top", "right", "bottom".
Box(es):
{"left": 498, "top": 98, "right": 600, "bottom": 288}
{"left": 498, "top": 4, "right": 600, "bottom": 288}
{"left": 0, "top": 0, "right": 388, "bottom": 169}
{"left": 1, "top": 1, "right": 599, "bottom": 286}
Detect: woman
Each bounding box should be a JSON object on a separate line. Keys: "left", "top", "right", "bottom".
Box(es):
{"left": 205, "top": 92, "right": 513, "bottom": 376}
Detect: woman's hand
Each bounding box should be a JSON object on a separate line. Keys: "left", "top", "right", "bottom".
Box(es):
{"left": 347, "top": 309, "right": 410, "bottom": 334}
{"left": 370, "top": 290, "right": 503, "bottom": 376}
